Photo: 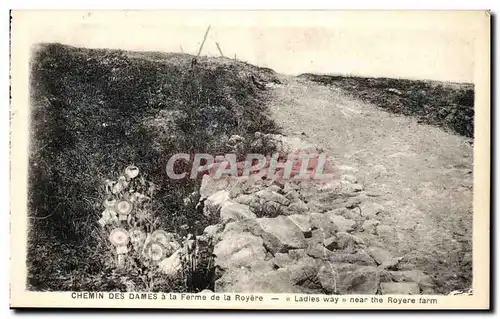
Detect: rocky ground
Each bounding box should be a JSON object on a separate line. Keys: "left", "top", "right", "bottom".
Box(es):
{"left": 196, "top": 76, "right": 473, "bottom": 295}
{"left": 197, "top": 135, "right": 435, "bottom": 294}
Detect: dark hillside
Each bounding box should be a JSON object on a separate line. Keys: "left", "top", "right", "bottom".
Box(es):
{"left": 27, "top": 43, "right": 281, "bottom": 291}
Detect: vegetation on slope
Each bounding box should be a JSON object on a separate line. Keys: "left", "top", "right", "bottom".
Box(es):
{"left": 27, "top": 43, "right": 281, "bottom": 291}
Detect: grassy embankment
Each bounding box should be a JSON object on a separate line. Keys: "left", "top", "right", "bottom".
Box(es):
{"left": 27, "top": 43, "right": 281, "bottom": 292}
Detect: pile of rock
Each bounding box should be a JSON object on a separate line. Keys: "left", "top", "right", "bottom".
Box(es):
{"left": 197, "top": 135, "right": 436, "bottom": 295}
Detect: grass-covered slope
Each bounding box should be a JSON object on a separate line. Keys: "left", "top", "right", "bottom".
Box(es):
{"left": 300, "top": 74, "right": 474, "bottom": 138}
{"left": 27, "top": 43, "right": 281, "bottom": 291}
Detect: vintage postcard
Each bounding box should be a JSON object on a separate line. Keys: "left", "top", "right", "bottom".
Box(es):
{"left": 9, "top": 10, "right": 490, "bottom": 309}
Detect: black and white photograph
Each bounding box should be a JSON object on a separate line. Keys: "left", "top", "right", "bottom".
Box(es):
{"left": 9, "top": 10, "right": 490, "bottom": 309}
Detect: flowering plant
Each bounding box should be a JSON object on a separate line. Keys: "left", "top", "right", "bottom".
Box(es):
{"left": 97, "top": 165, "right": 207, "bottom": 290}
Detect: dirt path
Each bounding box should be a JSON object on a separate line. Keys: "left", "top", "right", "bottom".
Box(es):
{"left": 268, "top": 76, "right": 473, "bottom": 293}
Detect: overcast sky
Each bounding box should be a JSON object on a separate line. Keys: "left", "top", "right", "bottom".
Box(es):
{"left": 16, "top": 10, "right": 486, "bottom": 83}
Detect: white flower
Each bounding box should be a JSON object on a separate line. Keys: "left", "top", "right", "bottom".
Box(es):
{"left": 109, "top": 228, "right": 130, "bottom": 247}
{"left": 124, "top": 166, "right": 140, "bottom": 179}
{"left": 115, "top": 199, "right": 133, "bottom": 215}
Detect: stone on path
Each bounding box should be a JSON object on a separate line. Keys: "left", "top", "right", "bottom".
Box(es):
{"left": 288, "top": 214, "right": 312, "bottom": 233}
{"left": 380, "top": 282, "right": 420, "bottom": 295}
{"left": 203, "top": 190, "right": 230, "bottom": 218}
{"left": 256, "top": 216, "right": 307, "bottom": 250}
{"left": 325, "top": 213, "right": 356, "bottom": 233}
{"left": 215, "top": 267, "right": 301, "bottom": 293}
{"left": 220, "top": 202, "right": 256, "bottom": 223}
{"left": 366, "top": 246, "right": 400, "bottom": 269}
{"left": 334, "top": 264, "right": 381, "bottom": 294}
{"left": 214, "top": 231, "right": 266, "bottom": 270}
{"left": 287, "top": 199, "right": 309, "bottom": 213}
{"left": 255, "top": 189, "right": 290, "bottom": 206}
